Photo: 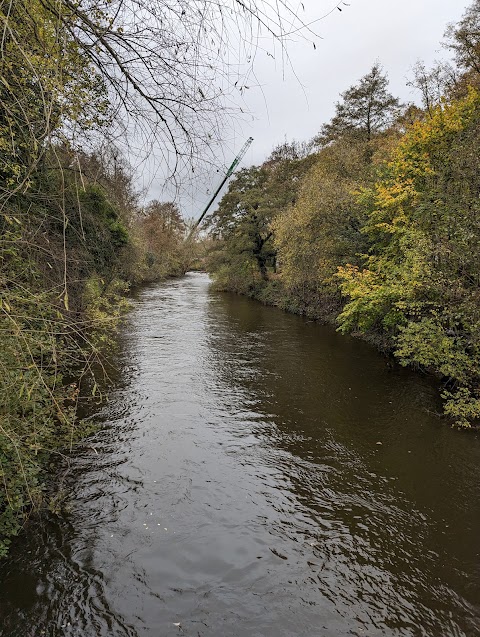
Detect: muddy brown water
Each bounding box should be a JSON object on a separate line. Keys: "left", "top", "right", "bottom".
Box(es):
{"left": 1, "top": 272, "right": 479, "bottom": 636}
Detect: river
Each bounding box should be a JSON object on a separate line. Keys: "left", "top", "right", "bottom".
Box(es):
{"left": 1, "top": 273, "right": 479, "bottom": 636}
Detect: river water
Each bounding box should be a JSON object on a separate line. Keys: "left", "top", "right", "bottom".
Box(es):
{"left": 1, "top": 273, "right": 479, "bottom": 637}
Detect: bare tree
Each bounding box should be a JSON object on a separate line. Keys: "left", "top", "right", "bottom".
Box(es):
{"left": 445, "top": 0, "right": 480, "bottom": 75}
{"left": 408, "top": 61, "right": 458, "bottom": 117}
{"left": 31, "top": 0, "right": 316, "bottom": 177}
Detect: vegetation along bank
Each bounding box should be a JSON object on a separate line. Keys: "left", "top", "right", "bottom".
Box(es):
{"left": 207, "top": 1, "right": 480, "bottom": 430}
{"left": 0, "top": 0, "right": 211, "bottom": 556}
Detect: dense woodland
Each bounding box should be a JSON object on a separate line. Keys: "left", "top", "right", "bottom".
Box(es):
{"left": 207, "top": 1, "right": 480, "bottom": 429}
{"left": 0, "top": 0, "right": 298, "bottom": 554}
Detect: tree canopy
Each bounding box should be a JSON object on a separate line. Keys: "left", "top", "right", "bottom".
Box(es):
{"left": 207, "top": 0, "right": 480, "bottom": 428}
{"left": 316, "top": 64, "right": 401, "bottom": 145}
{"left": 208, "top": 145, "right": 316, "bottom": 289}
{"left": 0, "top": 0, "right": 315, "bottom": 181}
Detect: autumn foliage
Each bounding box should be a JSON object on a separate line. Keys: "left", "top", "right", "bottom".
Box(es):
{"left": 208, "top": 2, "right": 480, "bottom": 428}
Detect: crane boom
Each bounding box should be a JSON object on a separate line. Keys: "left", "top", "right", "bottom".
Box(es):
{"left": 187, "top": 137, "right": 253, "bottom": 239}
{"left": 225, "top": 136, "right": 254, "bottom": 179}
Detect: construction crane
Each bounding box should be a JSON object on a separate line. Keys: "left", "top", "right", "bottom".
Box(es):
{"left": 187, "top": 137, "right": 253, "bottom": 239}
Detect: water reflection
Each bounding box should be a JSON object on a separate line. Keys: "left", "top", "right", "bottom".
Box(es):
{"left": 0, "top": 273, "right": 479, "bottom": 637}
{"left": 203, "top": 289, "right": 480, "bottom": 635}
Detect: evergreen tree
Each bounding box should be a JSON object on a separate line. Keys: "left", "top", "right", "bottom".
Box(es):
{"left": 316, "top": 64, "right": 400, "bottom": 145}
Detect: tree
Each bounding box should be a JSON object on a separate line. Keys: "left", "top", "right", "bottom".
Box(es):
{"left": 0, "top": 0, "right": 108, "bottom": 201}
{"left": 408, "top": 61, "right": 458, "bottom": 117}
{"left": 407, "top": 2, "right": 480, "bottom": 111}
{"left": 22, "top": 0, "right": 315, "bottom": 179}
{"left": 208, "top": 165, "right": 272, "bottom": 285}
{"left": 273, "top": 134, "right": 385, "bottom": 317}
{"left": 316, "top": 63, "right": 401, "bottom": 145}
{"left": 443, "top": 0, "right": 480, "bottom": 96}
{"left": 445, "top": 0, "right": 480, "bottom": 75}
{"left": 208, "top": 147, "right": 316, "bottom": 289}
{"left": 135, "top": 200, "right": 187, "bottom": 279}
{"left": 337, "top": 89, "right": 480, "bottom": 427}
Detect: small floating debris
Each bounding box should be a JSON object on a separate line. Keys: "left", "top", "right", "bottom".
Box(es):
{"left": 270, "top": 547, "right": 288, "bottom": 560}
{"left": 376, "top": 441, "right": 382, "bottom": 445}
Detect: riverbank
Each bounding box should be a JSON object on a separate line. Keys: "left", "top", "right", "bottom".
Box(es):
{"left": 211, "top": 276, "right": 401, "bottom": 358}
{"left": 209, "top": 276, "right": 480, "bottom": 431}
{"left": 0, "top": 268, "right": 188, "bottom": 558}
{"left": 207, "top": 89, "right": 480, "bottom": 428}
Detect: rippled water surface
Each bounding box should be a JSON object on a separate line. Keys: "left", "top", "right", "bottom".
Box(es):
{"left": 1, "top": 273, "right": 480, "bottom": 636}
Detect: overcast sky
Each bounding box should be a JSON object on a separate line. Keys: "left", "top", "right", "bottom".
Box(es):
{"left": 144, "top": 0, "right": 468, "bottom": 218}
